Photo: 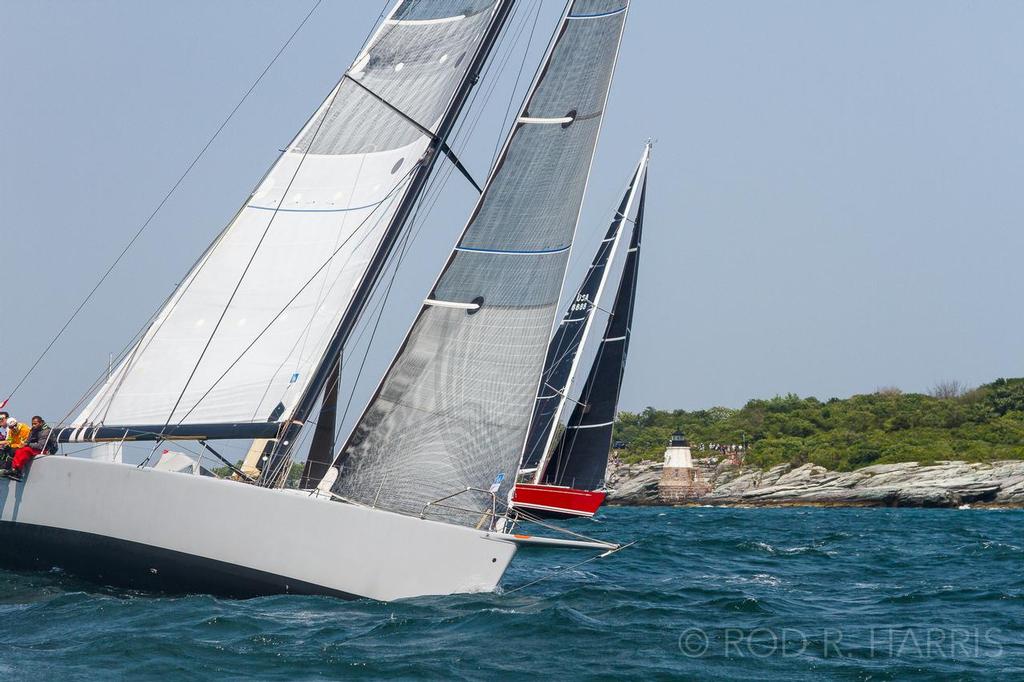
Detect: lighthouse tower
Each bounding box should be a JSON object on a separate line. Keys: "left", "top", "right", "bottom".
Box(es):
{"left": 658, "top": 431, "right": 709, "bottom": 502}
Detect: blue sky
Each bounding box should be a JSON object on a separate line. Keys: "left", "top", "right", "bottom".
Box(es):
{"left": 2, "top": 0, "right": 1022, "bottom": 431}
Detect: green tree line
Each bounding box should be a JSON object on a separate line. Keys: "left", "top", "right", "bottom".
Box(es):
{"left": 613, "top": 378, "right": 1024, "bottom": 470}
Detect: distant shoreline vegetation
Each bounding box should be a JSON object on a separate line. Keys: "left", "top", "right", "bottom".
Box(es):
{"left": 613, "top": 378, "right": 1024, "bottom": 470}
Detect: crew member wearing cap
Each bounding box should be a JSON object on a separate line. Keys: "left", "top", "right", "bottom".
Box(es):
{"left": 1, "top": 416, "right": 31, "bottom": 465}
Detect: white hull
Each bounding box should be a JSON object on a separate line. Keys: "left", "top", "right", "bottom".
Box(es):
{"left": 0, "top": 457, "right": 517, "bottom": 601}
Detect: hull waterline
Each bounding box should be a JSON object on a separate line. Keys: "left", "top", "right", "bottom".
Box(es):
{"left": 0, "top": 457, "right": 517, "bottom": 601}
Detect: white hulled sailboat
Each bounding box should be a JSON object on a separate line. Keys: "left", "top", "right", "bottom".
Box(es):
{"left": 1, "top": 0, "right": 634, "bottom": 601}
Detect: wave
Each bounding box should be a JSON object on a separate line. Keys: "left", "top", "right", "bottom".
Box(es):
{"left": 2, "top": 507, "right": 1022, "bottom": 678}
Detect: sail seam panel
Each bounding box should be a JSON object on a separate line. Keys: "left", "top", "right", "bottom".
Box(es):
{"left": 566, "top": 420, "right": 614, "bottom": 429}
{"left": 567, "top": 7, "right": 626, "bottom": 19}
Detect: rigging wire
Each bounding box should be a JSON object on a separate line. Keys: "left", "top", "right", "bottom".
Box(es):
{"left": 1, "top": 0, "right": 325, "bottom": 408}
{"left": 262, "top": 191, "right": 421, "bottom": 486}
{"left": 288, "top": 155, "right": 371, "bottom": 380}
{"left": 75, "top": 138, "right": 414, "bottom": 467}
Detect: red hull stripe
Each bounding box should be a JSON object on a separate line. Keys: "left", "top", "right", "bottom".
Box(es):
{"left": 511, "top": 484, "right": 607, "bottom": 516}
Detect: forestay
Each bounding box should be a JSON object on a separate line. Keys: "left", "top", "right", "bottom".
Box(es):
{"left": 69, "top": 0, "right": 502, "bottom": 437}
{"left": 328, "top": 0, "right": 630, "bottom": 523}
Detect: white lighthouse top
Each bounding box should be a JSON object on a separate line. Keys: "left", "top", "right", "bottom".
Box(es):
{"left": 663, "top": 445, "right": 693, "bottom": 469}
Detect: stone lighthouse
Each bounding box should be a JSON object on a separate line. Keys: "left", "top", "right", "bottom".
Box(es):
{"left": 658, "top": 430, "right": 709, "bottom": 502}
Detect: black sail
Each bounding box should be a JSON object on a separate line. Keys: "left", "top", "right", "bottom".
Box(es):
{"left": 542, "top": 171, "right": 646, "bottom": 490}
{"left": 519, "top": 166, "right": 640, "bottom": 475}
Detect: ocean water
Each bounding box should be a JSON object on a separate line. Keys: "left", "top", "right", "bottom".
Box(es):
{"left": 1, "top": 507, "right": 1021, "bottom": 680}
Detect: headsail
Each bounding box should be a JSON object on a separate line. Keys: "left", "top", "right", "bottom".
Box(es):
{"left": 542, "top": 164, "right": 647, "bottom": 490}
{"left": 519, "top": 145, "right": 648, "bottom": 482}
{"left": 64, "top": 1, "right": 510, "bottom": 444}
{"left": 327, "top": 0, "right": 631, "bottom": 523}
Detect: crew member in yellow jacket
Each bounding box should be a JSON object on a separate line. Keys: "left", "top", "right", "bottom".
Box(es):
{"left": 1, "top": 417, "right": 30, "bottom": 462}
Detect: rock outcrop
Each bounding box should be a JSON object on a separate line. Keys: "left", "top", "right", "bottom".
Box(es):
{"left": 605, "top": 459, "right": 1024, "bottom": 508}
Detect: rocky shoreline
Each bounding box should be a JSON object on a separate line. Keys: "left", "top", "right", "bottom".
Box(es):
{"left": 605, "top": 459, "right": 1024, "bottom": 508}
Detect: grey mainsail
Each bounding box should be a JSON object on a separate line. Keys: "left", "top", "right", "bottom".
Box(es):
{"left": 327, "top": 0, "right": 631, "bottom": 523}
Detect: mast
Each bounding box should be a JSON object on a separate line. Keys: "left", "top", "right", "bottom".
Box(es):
{"left": 261, "top": 0, "right": 516, "bottom": 486}
{"left": 543, "top": 153, "right": 648, "bottom": 490}
{"left": 523, "top": 144, "right": 649, "bottom": 484}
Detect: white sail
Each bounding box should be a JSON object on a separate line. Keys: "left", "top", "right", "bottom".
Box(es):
{"left": 72, "top": 1, "right": 502, "bottom": 432}
{"left": 329, "top": 0, "right": 630, "bottom": 523}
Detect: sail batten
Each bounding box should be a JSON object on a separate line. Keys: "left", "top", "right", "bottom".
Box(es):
{"left": 69, "top": 0, "right": 508, "bottom": 441}
{"left": 328, "top": 0, "right": 630, "bottom": 523}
